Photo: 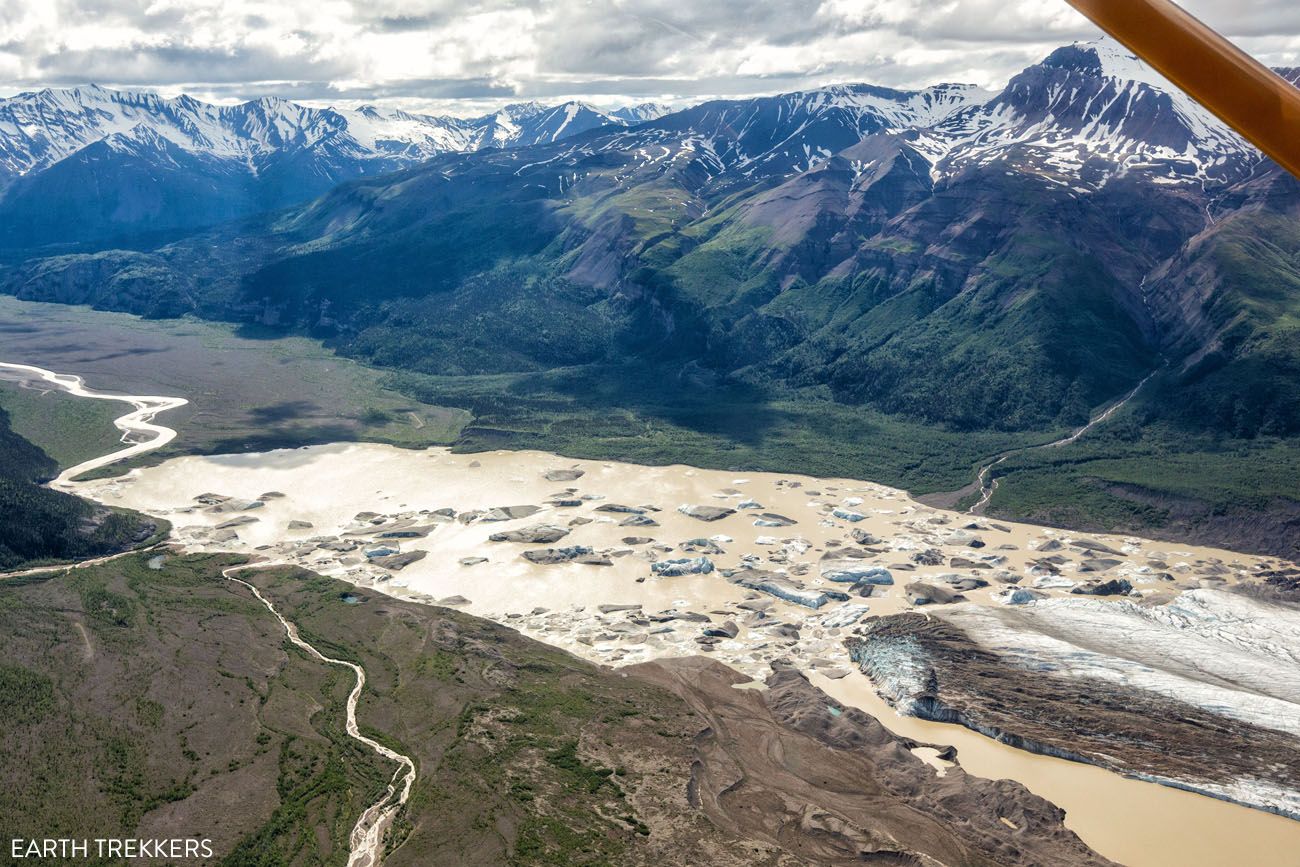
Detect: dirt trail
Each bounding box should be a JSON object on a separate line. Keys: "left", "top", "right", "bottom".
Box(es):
{"left": 73, "top": 620, "right": 94, "bottom": 661}
{"left": 968, "top": 371, "right": 1156, "bottom": 514}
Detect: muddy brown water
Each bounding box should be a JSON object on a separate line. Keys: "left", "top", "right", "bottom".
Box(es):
{"left": 814, "top": 672, "right": 1300, "bottom": 867}
{"left": 76, "top": 443, "right": 1300, "bottom": 867}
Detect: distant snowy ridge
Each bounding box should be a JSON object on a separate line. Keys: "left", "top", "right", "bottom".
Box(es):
{"left": 0, "top": 86, "right": 663, "bottom": 187}
{"left": 0, "top": 37, "right": 1291, "bottom": 203}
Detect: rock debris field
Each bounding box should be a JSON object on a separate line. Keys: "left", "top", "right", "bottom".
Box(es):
{"left": 77, "top": 443, "right": 1300, "bottom": 821}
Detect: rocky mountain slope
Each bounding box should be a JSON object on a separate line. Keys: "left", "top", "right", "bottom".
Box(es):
{"left": 2, "top": 39, "right": 1299, "bottom": 554}
{"left": 0, "top": 86, "right": 666, "bottom": 249}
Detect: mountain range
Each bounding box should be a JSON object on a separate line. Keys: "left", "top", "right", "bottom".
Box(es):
{"left": 2, "top": 39, "right": 1299, "bottom": 555}
{"left": 0, "top": 87, "right": 669, "bottom": 248}
{"left": 3, "top": 40, "right": 1271, "bottom": 253}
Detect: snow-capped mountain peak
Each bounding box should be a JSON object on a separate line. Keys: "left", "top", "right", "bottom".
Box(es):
{"left": 1, "top": 43, "right": 1289, "bottom": 253}
{"left": 611, "top": 103, "right": 673, "bottom": 124}
{"left": 0, "top": 87, "right": 659, "bottom": 188}
{"left": 470, "top": 100, "right": 626, "bottom": 149}
{"left": 499, "top": 101, "right": 549, "bottom": 122}
{"left": 917, "top": 38, "right": 1257, "bottom": 188}
{"left": 1046, "top": 40, "right": 1174, "bottom": 90}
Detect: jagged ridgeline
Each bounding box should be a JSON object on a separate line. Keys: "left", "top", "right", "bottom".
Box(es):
{"left": 0, "top": 89, "right": 669, "bottom": 250}
{"left": 1, "top": 41, "right": 1298, "bottom": 552}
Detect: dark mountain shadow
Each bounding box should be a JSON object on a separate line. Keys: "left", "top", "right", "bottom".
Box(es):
{"left": 511, "top": 363, "right": 787, "bottom": 447}
{"left": 197, "top": 424, "right": 362, "bottom": 455}
{"left": 245, "top": 401, "right": 325, "bottom": 424}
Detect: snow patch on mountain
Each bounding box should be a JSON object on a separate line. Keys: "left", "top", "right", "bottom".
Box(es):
{"left": 0, "top": 88, "right": 640, "bottom": 188}
{"left": 1, "top": 38, "right": 1288, "bottom": 198}
{"left": 916, "top": 39, "right": 1262, "bottom": 188}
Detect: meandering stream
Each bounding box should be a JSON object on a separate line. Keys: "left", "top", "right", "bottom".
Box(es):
{"left": 224, "top": 565, "right": 416, "bottom": 867}
{"left": 7, "top": 359, "right": 1300, "bottom": 867}
{"left": 0, "top": 361, "right": 416, "bottom": 867}
{"left": 0, "top": 360, "right": 188, "bottom": 484}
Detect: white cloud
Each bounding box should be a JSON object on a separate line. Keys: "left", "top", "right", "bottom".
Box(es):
{"left": 0, "top": 0, "right": 1295, "bottom": 112}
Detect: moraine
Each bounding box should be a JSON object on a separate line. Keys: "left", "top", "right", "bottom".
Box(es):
{"left": 11, "top": 360, "right": 1300, "bottom": 867}
{"left": 74, "top": 442, "right": 1300, "bottom": 867}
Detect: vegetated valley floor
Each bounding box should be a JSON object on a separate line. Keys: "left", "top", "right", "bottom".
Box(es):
{"left": 3, "top": 294, "right": 1298, "bottom": 559}
{"left": 0, "top": 295, "right": 469, "bottom": 462}
{"left": 0, "top": 374, "right": 126, "bottom": 471}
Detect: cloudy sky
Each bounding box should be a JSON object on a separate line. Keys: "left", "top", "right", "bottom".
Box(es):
{"left": 0, "top": 0, "right": 1297, "bottom": 114}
